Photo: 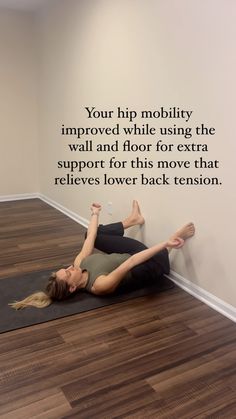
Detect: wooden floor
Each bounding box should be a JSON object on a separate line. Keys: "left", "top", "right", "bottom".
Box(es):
{"left": 0, "top": 199, "right": 236, "bottom": 419}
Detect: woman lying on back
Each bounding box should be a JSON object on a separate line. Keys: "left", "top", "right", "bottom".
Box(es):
{"left": 10, "top": 200, "right": 195, "bottom": 309}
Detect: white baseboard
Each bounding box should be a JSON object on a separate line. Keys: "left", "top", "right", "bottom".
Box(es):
{"left": 1, "top": 192, "right": 235, "bottom": 322}
{"left": 167, "top": 271, "right": 236, "bottom": 323}
{"left": 38, "top": 193, "right": 89, "bottom": 228}
{"left": 0, "top": 192, "right": 89, "bottom": 227}
{"left": 0, "top": 193, "right": 89, "bottom": 227}
{"left": 0, "top": 193, "right": 38, "bottom": 202}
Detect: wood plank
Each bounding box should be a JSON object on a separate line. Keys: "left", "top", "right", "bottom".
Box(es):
{"left": 2, "top": 390, "right": 71, "bottom": 419}
{"left": 0, "top": 199, "right": 235, "bottom": 418}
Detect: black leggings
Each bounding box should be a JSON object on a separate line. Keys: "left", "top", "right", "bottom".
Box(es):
{"left": 93, "top": 222, "right": 170, "bottom": 289}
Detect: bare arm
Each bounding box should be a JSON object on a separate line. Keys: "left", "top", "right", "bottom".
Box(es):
{"left": 74, "top": 203, "right": 101, "bottom": 267}
{"left": 92, "top": 237, "right": 184, "bottom": 295}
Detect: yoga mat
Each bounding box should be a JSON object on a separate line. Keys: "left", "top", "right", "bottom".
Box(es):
{"left": 0, "top": 270, "right": 174, "bottom": 334}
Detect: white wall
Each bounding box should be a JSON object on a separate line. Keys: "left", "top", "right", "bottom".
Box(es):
{"left": 37, "top": 0, "right": 236, "bottom": 307}
{"left": 1, "top": 0, "right": 235, "bottom": 309}
{"left": 0, "top": 9, "right": 39, "bottom": 195}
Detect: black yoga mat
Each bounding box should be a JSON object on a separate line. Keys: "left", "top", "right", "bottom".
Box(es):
{"left": 0, "top": 270, "right": 174, "bottom": 334}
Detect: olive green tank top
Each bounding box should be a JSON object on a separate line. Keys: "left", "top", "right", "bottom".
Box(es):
{"left": 80, "top": 253, "right": 131, "bottom": 291}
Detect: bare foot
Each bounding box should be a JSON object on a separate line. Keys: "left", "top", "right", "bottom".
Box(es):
{"left": 170, "top": 222, "right": 195, "bottom": 241}
{"left": 122, "top": 200, "right": 145, "bottom": 229}
{"left": 132, "top": 200, "right": 145, "bottom": 225}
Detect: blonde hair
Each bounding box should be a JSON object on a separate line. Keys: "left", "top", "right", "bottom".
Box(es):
{"left": 9, "top": 291, "right": 52, "bottom": 310}
{"left": 9, "top": 272, "right": 72, "bottom": 310}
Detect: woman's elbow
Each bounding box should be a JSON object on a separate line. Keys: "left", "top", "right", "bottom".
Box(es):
{"left": 92, "top": 285, "right": 115, "bottom": 295}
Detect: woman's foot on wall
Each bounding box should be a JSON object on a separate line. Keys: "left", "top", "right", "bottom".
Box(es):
{"left": 123, "top": 200, "right": 145, "bottom": 229}
{"left": 170, "top": 222, "right": 195, "bottom": 242}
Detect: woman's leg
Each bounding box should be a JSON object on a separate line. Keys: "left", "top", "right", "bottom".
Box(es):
{"left": 119, "top": 223, "right": 195, "bottom": 291}
{"left": 94, "top": 200, "right": 145, "bottom": 253}
{"left": 96, "top": 222, "right": 124, "bottom": 237}
{"left": 129, "top": 248, "right": 170, "bottom": 285}
{"left": 94, "top": 232, "right": 148, "bottom": 254}
{"left": 96, "top": 200, "right": 144, "bottom": 236}
{"left": 94, "top": 199, "right": 169, "bottom": 285}
{"left": 94, "top": 200, "right": 169, "bottom": 280}
{"left": 95, "top": 229, "right": 170, "bottom": 282}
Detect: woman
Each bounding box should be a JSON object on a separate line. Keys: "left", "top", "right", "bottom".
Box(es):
{"left": 10, "top": 200, "right": 195, "bottom": 309}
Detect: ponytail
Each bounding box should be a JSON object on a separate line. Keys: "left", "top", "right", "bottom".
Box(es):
{"left": 9, "top": 291, "right": 52, "bottom": 310}
{"left": 9, "top": 271, "right": 72, "bottom": 310}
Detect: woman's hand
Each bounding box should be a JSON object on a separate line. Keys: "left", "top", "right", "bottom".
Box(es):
{"left": 74, "top": 203, "right": 101, "bottom": 264}
{"left": 91, "top": 203, "right": 102, "bottom": 215}
{"left": 166, "top": 237, "right": 185, "bottom": 249}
